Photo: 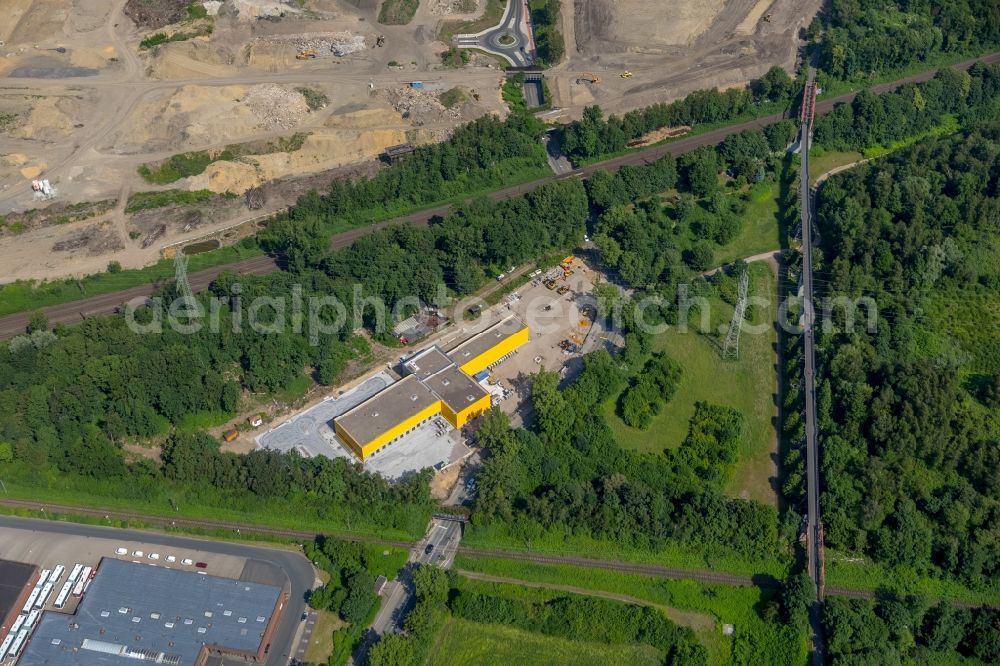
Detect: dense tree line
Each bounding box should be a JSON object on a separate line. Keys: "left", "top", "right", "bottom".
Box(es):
{"left": 367, "top": 566, "right": 450, "bottom": 666}
{"left": 530, "top": 0, "right": 564, "bottom": 66}
{"left": 560, "top": 66, "right": 796, "bottom": 161}
{"left": 817, "top": 0, "right": 1000, "bottom": 80}
{"left": 823, "top": 596, "right": 1000, "bottom": 664}
{"left": 284, "top": 113, "right": 548, "bottom": 226}
{"left": 472, "top": 344, "right": 780, "bottom": 560}
{"left": 669, "top": 402, "right": 744, "bottom": 491}
{"left": 450, "top": 587, "right": 707, "bottom": 663}
{"left": 261, "top": 177, "right": 588, "bottom": 312}
{"left": 305, "top": 537, "right": 381, "bottom": 623}
{"left": 619, "top": 352, "right": 682, "bottom": 428}
{"left": 814, "top": 62, "right": 1000, "bottom": 151}
{"left": 0, "top": 181, "right": 585, "bottom": 538}
{"left": 807, "top": 127, "right": 1000, "bottom": 586}
{"left": 591, "top": 127, "right": 787, "bottom": 290}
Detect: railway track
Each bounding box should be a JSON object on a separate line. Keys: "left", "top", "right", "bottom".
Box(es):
{"left": 1, "top": 499, "right": 995, "bottom": 608}
{"left": 2, "top": 52, "right": 997, "bottom": 340}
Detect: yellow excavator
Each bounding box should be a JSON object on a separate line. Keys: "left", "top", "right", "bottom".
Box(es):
{"left": 576, "top": 73, "right": 601, "bottom": 84}
{"left": 296, "top": 49, "right": 318, "bottom": 60}
{"left": 620, "top": 71, "right": 633, "bottom": 78}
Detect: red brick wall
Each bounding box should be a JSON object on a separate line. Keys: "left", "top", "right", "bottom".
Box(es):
{"left": 256, "top": 592, "right": 287, "bottom": 662}
{"left": 0, "top": 566, "right": 40, "bottom": 643}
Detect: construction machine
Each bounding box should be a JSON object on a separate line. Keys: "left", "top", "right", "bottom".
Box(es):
{"left": 576, "top": 73, "right": 601, "bottom": 84}
{"left": 296, "top": 49, "right": 318, "bottom": 60}
{"left": 620, "top": 71, "right": 633, "bottom": 78}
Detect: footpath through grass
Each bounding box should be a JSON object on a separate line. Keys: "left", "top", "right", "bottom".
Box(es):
{"left": 602, "top": 262, "right": 779, "bottom": 506}
{"left": 426, "top": 618, "right": 664, "bottom": 666}
{"left": 303, "top": 611, "right": 346, "bottom": 664}
{"left": 453, "top": 555, "right": 808, "bottom": 666}
{"left": 712, "top": 181, "right": 782, "bottom": 265}
{"left": 808, "top": 148, "right": 865, "bottom": 186}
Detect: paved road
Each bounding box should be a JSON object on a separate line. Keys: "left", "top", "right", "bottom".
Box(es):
{"left": 2, "top": 500, "right": 995, "bottom": 610}
{"left": 0, "top": 515, "right": 315, "bottom": 666}
{"left": 454, "top": 0, "right": 534, "bottom": 67}
{"left": 2, "top": 52, "right": 997, "bottom": 341}
{"left": 370, "top": 518, "right": 463, "bottom": 635}
{"left": 352, "top": 517, "right": 463, "bottom": 664}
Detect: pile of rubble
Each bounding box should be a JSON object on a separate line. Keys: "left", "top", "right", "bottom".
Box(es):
{"left": 430, "top": 0, "right": 478, "bottom": 15}
{"left": 233, "top": 0, "right": 302, "bottom": 21}
{"left": 255, "top": 31, "right": 368, "bottom": 57}
{"left": 382, "top": 87, "right": 462, "bottom": 124}
{"left": 243, "top": 84, "right": 309, "bottom": 130}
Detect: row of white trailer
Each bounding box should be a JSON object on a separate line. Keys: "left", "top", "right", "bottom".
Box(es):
{"left": 2, "top": 563, "right": 95, "bottom": 663}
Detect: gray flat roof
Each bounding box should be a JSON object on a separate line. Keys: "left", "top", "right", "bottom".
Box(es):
{"left": 421, "top": 365, "right": 488, "bottom": 414}
{"left": 20, "top": 559, "right": 282, "bottom": 666}
{"left": 335, "top": 375, "right": 440, "bottom": 446}
{"left": 0, "top": 559, "right": 37, "bottom": 623}
{"left": 402, "top": 346, "right": 453, "bottom": 380}
{"left": 447, "top": 316, "right": 527, "bottom": 365}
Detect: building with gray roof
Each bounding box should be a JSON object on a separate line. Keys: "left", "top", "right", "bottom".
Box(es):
{"left": 18, "top": 559, "right": 285, "bottom": 666}
{"left": 400, "top": 346, "right": 453, "bottom": 380}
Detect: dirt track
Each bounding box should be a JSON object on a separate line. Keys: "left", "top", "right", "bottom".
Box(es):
{"left": 2, "top": 51, "right": 998, "bottom": 340}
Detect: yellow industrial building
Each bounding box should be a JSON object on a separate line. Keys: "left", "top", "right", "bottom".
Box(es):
{"left": 334, "top": 316, "right": 528, "bottom": 461}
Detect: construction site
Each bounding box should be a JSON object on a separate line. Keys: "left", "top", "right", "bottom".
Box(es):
{"left": 253, "top": 254, "right": 609, "bottom": 484}
{"left": 0, "top": 0, "right": 819, "bottom": 284}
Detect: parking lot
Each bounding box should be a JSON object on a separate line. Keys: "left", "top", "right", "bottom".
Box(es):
{"left": 0, "top": 526, "right": 248, "bottom": 616}
{"left": 363, "top": 416, "right": 472, "bottom": 480}
{"left": 255, "top": 372, "right": 394, "bottom": 459}
{"left": 256, "top": 370, "right": 473, "bottom": 480}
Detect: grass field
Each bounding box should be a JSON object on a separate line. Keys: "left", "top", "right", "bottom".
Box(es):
{"left": 303, "top": 610, "right": 345, "bottom": 664}
{"left": 713, "top": 181, "right": 783, "bottom": 266}
{"left": 825, "top": 550, "right": 1000, "bottom": 605}
{"left": 377, "top": 0, "right": 419, "bottom": 25}
{"left": 125, "top": 189, "right": 217, "bottom": 213}
{"left": 602, "top": 262, "right": 779, "bottom": 505}
{"left": 453, "top": 555, "right": 809, "bottom": 666}
{"left": 0, "top": 242, "right": 264, "bottom": 319}
{"left": 426, "top": 618, "right": 664, "bottom": 666}
{"left": 0, "top": 465, "right": 429, "bottom": 541}
{"left": 462, "top": 522, "right": 789, "bottom": 578}
{"left": 437, "top": 0, "right": 505, "bottom": 42}
{"left": 808, "top": 148, "right": 865, "bottom": 186}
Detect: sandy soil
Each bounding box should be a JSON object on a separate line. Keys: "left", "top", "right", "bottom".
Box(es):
{"left": 736, "top": 0, "right": 778, "bottom": 35}
{"left": 430, "top": 463, "right": 461, "bottom": 500}
{"left": 0, "top": 0, "right": 821, "bottom": 287}
{"left": 551, "top": 0, "right": 822, "bottom": 117}
{"left": 582, "top": 0, "right": 727, "bottom": 50}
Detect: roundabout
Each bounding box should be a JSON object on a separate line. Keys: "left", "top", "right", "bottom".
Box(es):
{"left": 453, "top": 0, "right": 535, "bottom": 67}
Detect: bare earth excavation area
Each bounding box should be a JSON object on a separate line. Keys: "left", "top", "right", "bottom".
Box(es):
{"left": 0, "top": 0, "right": 819, "bottom": 282}
{"left": 581, "top": 0, "right": 728, "bottom": 50}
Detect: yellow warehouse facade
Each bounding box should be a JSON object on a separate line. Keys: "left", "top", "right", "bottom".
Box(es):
{"left": 449, "top": 317, "right": 530, "bottom": 376}
{"left": 334, "top": 316, "right": 528, "bottom": 461}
